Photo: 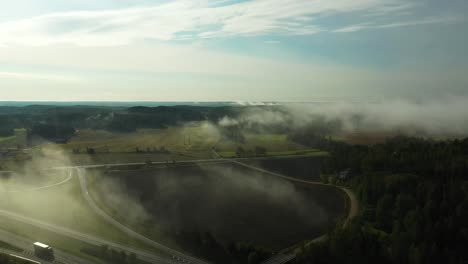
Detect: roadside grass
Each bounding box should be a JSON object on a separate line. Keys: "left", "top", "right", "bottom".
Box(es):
{"left": 0, "top": 240, "right": 23, "bottom": 252}
{"left": 0, "top": 217, "right": 108, "bottom": 264}
{"left": 0, "top": 172, "right": 161, "bottom": 254}
{"left": 60, "top": 124, "right": 220, "bottom": 154}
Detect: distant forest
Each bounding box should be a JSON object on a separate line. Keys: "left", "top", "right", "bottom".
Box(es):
{"left": 0, "top": 105, "right": 243, "bottom": 141}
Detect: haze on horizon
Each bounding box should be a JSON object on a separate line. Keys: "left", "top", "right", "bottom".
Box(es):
{"left": 0, "top": 0, "right": 467, "bottom": 101}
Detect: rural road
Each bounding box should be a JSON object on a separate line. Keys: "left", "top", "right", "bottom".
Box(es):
{"left": 0, "top": 209, "right": 176, "bottom": 264}
{"left": 76, "top": 168, "right": 210, "bottom": 264}
{"left": 231, "top": 160, "right": 359, "bottom": 225}
{"left": 229, "top": 160, "right": 359, "bottom": 264}
{"left": 0, "top": 170, "right": 73, "bottom": 193}
{"left": 0, "top": 229, "right": 94, "bottom": 264}
{"left": 1, "top": 153, "right": 357, "bottom": 264}
{"left": 72, "top": 153, "right": 358, "bottom": 263}
{"left": 55, "top": 153, "right": 320, "bottom": 170}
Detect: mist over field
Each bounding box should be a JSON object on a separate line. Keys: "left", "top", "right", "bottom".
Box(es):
{"left": 218, "top": 96, "right": 468, "bottom": 138}
{"left": 93, "top": 163, "right": 344, "bottom": 249}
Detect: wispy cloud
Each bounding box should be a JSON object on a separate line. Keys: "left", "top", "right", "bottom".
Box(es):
{"left": 334, "top": 15, "right": 462, "bottom": 32}
{"left": 0, "top": 71, "right": 79, "bottom": 82}
{"left": 0, "top": 0, "right": 448, "bottom": 46}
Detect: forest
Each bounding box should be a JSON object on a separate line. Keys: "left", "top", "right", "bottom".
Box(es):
{"left": 293, "top": 135, "right": 468, "bottom": 264}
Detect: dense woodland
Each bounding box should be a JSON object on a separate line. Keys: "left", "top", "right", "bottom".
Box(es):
{"left": 0, "top": 105, "right": 242, "bottom": 141}
{"left": 292, "top": 134, "right": 468, "bottom": 264}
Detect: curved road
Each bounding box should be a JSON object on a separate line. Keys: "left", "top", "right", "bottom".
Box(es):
{"left": 0, "top": 208, "right": 175, "bottom": 264}
{"left": 1, "top": 154, "right": 357, "bottom": 264}
{"left": 76, "top": 168, "right": 209, "bottom": 264}
{"left": 231, "top": 160, "right": 359, "bottom": 264}
{"left": 231, "top": 160, "right": 359, "bottom": 226}
{"left": 1, "top": 170, "right": 73, "bottom": 193}
{"left": 74, "top": 155, "right": 358, "bottom": 263}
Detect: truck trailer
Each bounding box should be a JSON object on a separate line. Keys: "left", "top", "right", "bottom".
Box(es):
{"left": 33, "top": 242, "right": 54, "bottom": 260}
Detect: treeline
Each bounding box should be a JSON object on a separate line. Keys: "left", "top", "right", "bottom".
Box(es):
{"left": 292, "top": 135, "right": 468, "bottom": 264}
{"left": 0, "top": 105, "right": 242, "bottom": 137}
{"left": 172, "top": 231, "right": 270, "bottom": 264}
{"left": 30, "top": 123, "right": 76, "bottom": 142}
{"left": 107, "top": 106, "right": 236, "bottom": 132}
{"left": 80, "top": 245, "right": 142, "bottom": 264}
{"left": 0, "top": 116, "right": 17, "bottom": 137}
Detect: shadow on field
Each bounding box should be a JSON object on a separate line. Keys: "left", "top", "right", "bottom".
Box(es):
{"left": 93, "top": 159, "right": 345, "bottom": 251}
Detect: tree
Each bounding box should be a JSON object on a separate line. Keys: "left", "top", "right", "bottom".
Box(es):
{"left": 254, "top": 146, "right": 267, "bottom": 156}
{"left": 236, "top": 146, "right": 246, "bottom": 158}
{"left": 376, "top": 194, "right": 394, "bottom": 230}
{"left": 248, "top": 251, "right": 259, "bottom": 264}
{"left": 86, "top": 147, "right": 96, "bottom": 155}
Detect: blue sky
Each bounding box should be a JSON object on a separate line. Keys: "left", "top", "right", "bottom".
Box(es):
{"left": 0, "top": 0, "right": 467, "bottom": 101}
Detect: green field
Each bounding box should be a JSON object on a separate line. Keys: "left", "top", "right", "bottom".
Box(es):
{"left": 59, "top": 124, "right": 220, "bottom": 155}
{"left": 37, "top": 123, "right": 313, "bottom": 165}
{"left": 0, "top": 136, "right": 16, "bottom": 143}
{"left": 0, "top": 129, "right": 27, "bottom": 148}
{"left": 214, "top": 133, "right": 308, "bottom": 152}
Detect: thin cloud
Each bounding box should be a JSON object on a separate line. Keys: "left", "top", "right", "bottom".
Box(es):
{"left": 0, "top": 0, "right": 425, "bottom": 46}
{"left": 334, "top": 15, "right": 463, "bottom": 33}
{"left": 0, "top": 71, "right": 79, "bottom": 82}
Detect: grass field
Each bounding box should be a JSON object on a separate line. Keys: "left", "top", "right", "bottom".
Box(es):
{"left": 40, "top": 123, "right": 312, "bottom": 165}
{"left": 0, "top": 136, "right": 16, "bottom": 143}
{"left": 90, "top": 161, "right": 345, "bottom": 251}
{"left": 61, "top": 123, "right": 220, "bottom": 155}
{"left": 0, "top": 129, "right": 27, "bottom": 149}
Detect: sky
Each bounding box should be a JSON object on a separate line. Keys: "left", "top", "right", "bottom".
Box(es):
{"left": 0, "top": 0, "right": 467, "bottom": 102}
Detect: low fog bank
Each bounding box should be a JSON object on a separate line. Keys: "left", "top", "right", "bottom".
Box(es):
{"left": 95, "top": 163, "right": 344, "bottom": 249}
{"left": 0, "top": 148, "right": 124, "bottom": 237}
{"left": 218, "top": 96, "right": 468, "bottom": 138}
{"left": 0, "top": 148, "right": 72, "bottom": 191}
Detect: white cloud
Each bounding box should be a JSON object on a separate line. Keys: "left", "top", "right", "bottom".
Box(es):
{"left": 0, "top": 0, "right": 425, "bottom": 46}
{"left": 0, "top": 71, "right": 79, "bottom": 82}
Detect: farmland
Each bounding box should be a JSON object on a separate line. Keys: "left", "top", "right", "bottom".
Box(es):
{"left": 89, "top": 160, "right": 346, "bottom": 256}
{"left": 39, "top": 122, "right": 315, "bottom": 165}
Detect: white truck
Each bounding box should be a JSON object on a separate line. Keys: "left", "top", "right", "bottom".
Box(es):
{"left": 33, "top": 242, "right": 54, "bottom": 260}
